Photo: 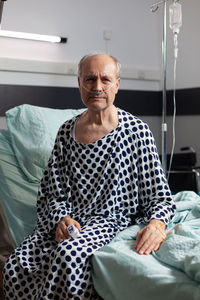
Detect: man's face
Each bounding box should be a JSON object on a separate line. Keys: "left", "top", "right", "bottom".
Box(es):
{"left": 78, "top": 54, "right": 120, "bottom": 111}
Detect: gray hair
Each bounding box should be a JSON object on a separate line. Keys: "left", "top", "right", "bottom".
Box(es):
{"left": 78, "top": 53, "right": 121, "bottom": 78}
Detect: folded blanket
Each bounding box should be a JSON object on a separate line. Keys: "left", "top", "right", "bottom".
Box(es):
{"left": 154, "top": 191, "right": 200, "bottom": 283}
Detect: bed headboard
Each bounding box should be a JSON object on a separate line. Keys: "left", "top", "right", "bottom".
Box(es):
{"left": 1, "top": 84, "right": 200, "bottom": 117}
{"left": 0, "top": 84, "right": 162, "bottom": 116}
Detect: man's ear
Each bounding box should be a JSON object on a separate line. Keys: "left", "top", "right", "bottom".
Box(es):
{"left": 78, "top": 77, "right": 81, "bottom": 90}
{"left": 115, "top": 77, "right": 120, "bottom": 94}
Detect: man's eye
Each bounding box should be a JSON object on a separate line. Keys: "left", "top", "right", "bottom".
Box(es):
{"left": 102, "top": 78, "right": 110, "bottom": 83}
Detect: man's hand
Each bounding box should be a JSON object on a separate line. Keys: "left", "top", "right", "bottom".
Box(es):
{"left": 56, "top": 216, "right": 82, "bottom": 243}
{"left": 135, "top": 219, "right": 166, "bottom": 255}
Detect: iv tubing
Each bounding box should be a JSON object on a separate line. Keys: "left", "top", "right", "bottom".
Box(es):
{"left": 167, "top": 38, "right": 178, "bottom": 181}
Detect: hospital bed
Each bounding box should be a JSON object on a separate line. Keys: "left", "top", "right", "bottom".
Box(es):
{"left": 0, "top": 103, "right": 200, "bottom": 300}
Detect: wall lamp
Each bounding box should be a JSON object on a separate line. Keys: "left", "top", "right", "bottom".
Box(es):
{"left": 0, "top": 30, "right": 67, "bottom": 43}
{"left": 0, "top": 0, "right": 67, "bottom": 43}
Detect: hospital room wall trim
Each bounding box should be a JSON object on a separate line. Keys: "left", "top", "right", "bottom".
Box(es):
{"left": 0, "top": 58, "right": 161, "bottom": 82}
{"left": 0, "top": 84, "right": 199, "bottom": 117}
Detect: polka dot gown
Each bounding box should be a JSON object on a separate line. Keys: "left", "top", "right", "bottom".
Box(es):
{"left": 3, "top": 109, "right": 176, "bottom": 299}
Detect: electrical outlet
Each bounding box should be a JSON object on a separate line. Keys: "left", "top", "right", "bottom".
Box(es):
{"left": 64, "top": 63, "right": 77, "bottom": 75}
{"left": 103, "top": 30, "right": 112, "bottom": 41}
{"left": 68, "top": 67, "right": 75, "bottom": 75}
{"left": 137, "top": 70, "right": 145, "bottom": 80}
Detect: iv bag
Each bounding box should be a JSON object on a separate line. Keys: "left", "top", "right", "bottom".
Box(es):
{"left": 169, "top": 1, "right": 182, "bottom": 34}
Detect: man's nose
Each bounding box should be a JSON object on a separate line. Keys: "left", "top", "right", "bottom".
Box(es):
{"left": 93, "top": 79, "right": 103, "bottom": 91}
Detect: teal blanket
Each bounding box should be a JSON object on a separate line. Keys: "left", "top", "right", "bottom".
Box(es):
{"left": 155, "top": 192, "right": 200, "bottom": 283}
{"left": 92, "top": 191, "right": 200, "bottom": 300}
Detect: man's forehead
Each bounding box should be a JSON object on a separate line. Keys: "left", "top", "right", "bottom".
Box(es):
{"left": 83, "top": 70, "right": 114, "bottom": 77}
{"left": 86, "top": 54, "right": 114, "bottom": 63}
{"left": 82, "top": 60, "right": 116, "bottom": 76}
{"left": 84, "top": 55, "right": 115, "bottom": 67}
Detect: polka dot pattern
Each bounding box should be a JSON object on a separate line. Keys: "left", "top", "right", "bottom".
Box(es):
{"left": 3, "top": 108, "right": 176, "bottom": 299}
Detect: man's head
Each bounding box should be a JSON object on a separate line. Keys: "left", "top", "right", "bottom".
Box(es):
{"left": 78, "top": 53, "right": 121, "bottom": 111}
{"left": 78, "top": 53, "right": 121, "bottom": 78}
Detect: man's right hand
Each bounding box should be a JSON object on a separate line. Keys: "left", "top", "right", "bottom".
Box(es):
{"left": 55, "top": 216, "right": 82, "bottom": 243}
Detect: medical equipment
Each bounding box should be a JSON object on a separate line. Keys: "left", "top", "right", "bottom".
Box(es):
{"left": 67, "top": 224, "right": 80, "bottom": 239}
{"left": 150, "top": 0, "right": 182, "bottom": 177}
{"left": 169, "top": 1, "right": 182, "bottom": 34}
{"left": 169, "top": 1, "right": 182, "bottom": 58}
{"left": 167, "top": 0, "right": 182, "bottom": 179}
{"left": 151, "top": 0, "right": 168, "bottom": 175}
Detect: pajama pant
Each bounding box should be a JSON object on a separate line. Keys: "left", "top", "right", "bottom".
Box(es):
{"left": 3, "top": 217, "right": 119, "bottom": 300}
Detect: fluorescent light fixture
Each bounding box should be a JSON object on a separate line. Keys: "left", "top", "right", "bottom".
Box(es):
{"left": 0, "top": 30, "right": 67, "bottom": 43}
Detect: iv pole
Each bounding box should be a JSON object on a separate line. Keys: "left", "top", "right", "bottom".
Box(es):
{"left": 151, "top": 0, "right": 169, "bottom": 176}
{"left": 162, "top": 1, "right": 167, "bottom": 176}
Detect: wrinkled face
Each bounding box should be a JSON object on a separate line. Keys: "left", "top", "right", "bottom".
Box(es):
{"left": 78, "top": 54, "right": 120, "bottom": 111}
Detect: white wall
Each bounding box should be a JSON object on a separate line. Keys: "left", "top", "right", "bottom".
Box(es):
{"left": 1, "top": 0, "right": 200, "bottom": 90}
{"left": 1, "top": 1, "right": 160, "bottom": 65}
{"left": 0, "top": 0, "right": 161, "bottom": 90}
{"left": 1, "top": 0, "right": 200, "bottom": 88}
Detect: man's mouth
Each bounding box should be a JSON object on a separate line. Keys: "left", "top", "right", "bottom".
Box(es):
{"left": 89, "top": 96, "right": 106, "bottom": 100}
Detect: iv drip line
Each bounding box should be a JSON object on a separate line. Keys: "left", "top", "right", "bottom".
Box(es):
{"left": 167, "top": 52, "right": 177, "bottom": 181}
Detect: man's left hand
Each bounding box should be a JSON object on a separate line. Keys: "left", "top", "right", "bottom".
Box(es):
{"left": 135, "top": 219, "right": 166, "bottom": 255}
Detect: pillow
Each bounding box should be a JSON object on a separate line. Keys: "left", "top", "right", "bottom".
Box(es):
{"left": 6, "top": 104, "right": 86, "bottom": 182}
{"left": 0, "top": 117, "right": 7, "bottom": 130}
{"left": 0, "top": 130, "right": 38, "bottom": 246}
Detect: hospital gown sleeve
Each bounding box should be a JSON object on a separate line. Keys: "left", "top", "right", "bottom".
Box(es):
{"left": 35, "top": 125, "right": 72, "bottom": 234}
{"left": 134, "top": 123, "right": 176, "bottom": 225}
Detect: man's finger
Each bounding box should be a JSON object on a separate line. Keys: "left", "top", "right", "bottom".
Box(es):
{"left": 136, "top": 227, "right": 154, "bottom": 253}
{"left": 74, "top": 221, "right": 82, "bottom": 232}
{"left": 59, "top": 221, "right": 71, "bottom": 239}
{"left": 56, "top": 228, "right": 64, "bottom": 242}
{"left": 136, "top": 225, "right": 166, "bottom": 254}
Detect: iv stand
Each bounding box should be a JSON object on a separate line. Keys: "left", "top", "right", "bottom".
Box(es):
{"left": 162, "top": 1, "right": 167, "bottom": 176}
{"left": 151, "top": 0, "right": 168, "bottom": 176}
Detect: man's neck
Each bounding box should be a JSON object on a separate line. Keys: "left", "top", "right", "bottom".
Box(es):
{"left": 85, "top": 105, "right": 118, "bottom": 127}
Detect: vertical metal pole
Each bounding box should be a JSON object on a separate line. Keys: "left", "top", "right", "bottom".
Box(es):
{"left": 161, "top": 0, "right": 167, "bottom": 176}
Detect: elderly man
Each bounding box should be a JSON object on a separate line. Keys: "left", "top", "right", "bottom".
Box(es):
{"left": 3, "top": 53, "right": 176, "bottom": 300}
